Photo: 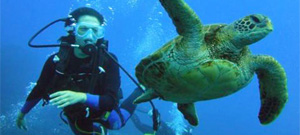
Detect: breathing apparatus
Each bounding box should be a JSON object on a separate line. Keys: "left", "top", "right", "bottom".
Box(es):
{"left": 28, "top": 15, "right": 103, "bottom": 56}
{"left": 28, "top": 10, "right": 160, "bottom": 133}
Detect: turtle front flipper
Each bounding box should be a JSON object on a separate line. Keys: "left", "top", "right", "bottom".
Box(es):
{"left": 133, "top": 89, "right": 159, "bottom": 104}
{"left": 251, "top": 55, "right": 288, "bottom": 125}
{"left": 178, "top": 103, "right": 199, "bottom": 126}
{"left": 159, "top": 0, "right": 202, "bottom": 37}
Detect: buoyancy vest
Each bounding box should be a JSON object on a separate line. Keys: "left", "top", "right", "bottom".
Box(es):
{"left": 42, "top": 36, "right": 123, "bottom": 121}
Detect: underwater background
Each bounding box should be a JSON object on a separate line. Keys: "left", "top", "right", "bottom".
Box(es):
{"left": 1, "top": 0, "right": 299, "bottom": 135}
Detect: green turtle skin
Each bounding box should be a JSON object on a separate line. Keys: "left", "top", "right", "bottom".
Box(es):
{"left": 134, "top": 0, "right": 288, "bottom": 126}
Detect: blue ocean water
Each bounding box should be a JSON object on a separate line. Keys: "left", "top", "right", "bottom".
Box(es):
{"left": 0, "top": 0, "right": 299, "bottom": 135}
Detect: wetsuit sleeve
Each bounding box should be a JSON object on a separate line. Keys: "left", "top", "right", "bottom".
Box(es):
{"left": 21, "top": 55, "right": 56, "bottom": 113}
{"left": 20, "top": 99, "right": 40, "bottom": 114}
{"left": 98, "top": 53, "right": 121, "bottom": 111}
{"left": 85, "top": 94, "right": 100, "bottom": 110}
{"left": 98, "top": 88, "right": 143, "bottom": 129}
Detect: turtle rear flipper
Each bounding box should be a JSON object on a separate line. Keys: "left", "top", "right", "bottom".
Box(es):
{"left": 252, "top": 55, "right": 288, "bottom": 124}
{"left": 178, "top": 103, "right": 199, "bottom": 126}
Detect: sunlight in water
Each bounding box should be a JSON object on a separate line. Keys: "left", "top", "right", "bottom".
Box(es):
{"left": 134, "top": 2, "right": 164, "bottom": 59}
{"left": 167, "top": 103, "right": 189, "bottom": 135}
{"left": 127, "top": 0, "right": 138, "bottom": 8}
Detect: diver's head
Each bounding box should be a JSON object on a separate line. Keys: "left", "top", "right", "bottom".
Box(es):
{"left": 68, "top": 7, "right": 105, "bottom": 58}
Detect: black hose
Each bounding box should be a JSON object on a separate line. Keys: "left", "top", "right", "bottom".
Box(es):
{"left": 102, "top": 46, "right": 160, "bottom": 131}
{"left": 28, "top": 18, "right": 72, "bottom": 48}
{"left": 60, "top": 111, "right": 69, "bottom": 125}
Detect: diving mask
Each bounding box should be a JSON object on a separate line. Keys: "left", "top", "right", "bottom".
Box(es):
{"left": 75, "top": 22, "right": 105, "bottom": 39}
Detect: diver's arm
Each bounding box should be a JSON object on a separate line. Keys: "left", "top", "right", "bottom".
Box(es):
{"left": 20, "top": 99, "right": 41, "bottom": 114}
{"left": 97, "top": 52, "right": 120, "bottom": 111}
{"left": 49, "top": 92, "right": 100, "bottom": 110}
{"left": 84, "top": 94, "right": 100, "bottom": 110}
{"left": 17, "top": 55, "right": 56, "bottom": 130}
{"left": 21, "top": 55, "right": 56, "bottom": 112}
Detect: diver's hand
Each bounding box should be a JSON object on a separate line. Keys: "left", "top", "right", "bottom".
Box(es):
{"left": 16, "top": 112, "right": 27, "bottom": 131}
{"left": 49, "top": 90, "right": 87, "bottom": 108}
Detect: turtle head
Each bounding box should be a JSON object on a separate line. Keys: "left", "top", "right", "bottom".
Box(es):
{"left": 226, "top": 14, "right": 273, "bottom": 49}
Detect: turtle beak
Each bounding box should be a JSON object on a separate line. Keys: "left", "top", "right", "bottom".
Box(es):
{"left": 262, "top": 18, "right": 273, "bottom": 32}
{"left": 257, "top": 16, "right": 273, "bottom": 32}
{"left": 266, "top": 20, "right": 273, "bottom": 32}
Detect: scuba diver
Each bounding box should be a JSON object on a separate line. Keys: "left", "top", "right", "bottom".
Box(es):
{"left": 131, "top": 109, "right": 193, "bottom": 135}
{"left": 15, "top": 7, "right": 144, "bottom": 135}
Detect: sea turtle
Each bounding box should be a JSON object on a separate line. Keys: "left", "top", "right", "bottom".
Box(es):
{"left": 134, "top": 0, "right": 288, "bottom": 126}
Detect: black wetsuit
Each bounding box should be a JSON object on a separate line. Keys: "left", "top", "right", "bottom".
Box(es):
{"left": 25, "top": 51, "right": 121, "bottom": 135}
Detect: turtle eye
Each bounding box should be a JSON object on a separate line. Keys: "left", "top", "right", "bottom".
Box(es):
{"left": 249, "top": 24, "right": 255, "bottom": 29}
{"left": 250, "top": 15, "right": 260, "bottom": 23}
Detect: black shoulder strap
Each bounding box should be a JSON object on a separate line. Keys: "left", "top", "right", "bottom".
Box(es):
{"left": 56, "top": 36, "right": 74, "bottom": 72}
{"left": 87, "top": 39, "right": 108, "bottom": 94}
{"left": 42, "top": 36, "right": 74, "bottom": 104}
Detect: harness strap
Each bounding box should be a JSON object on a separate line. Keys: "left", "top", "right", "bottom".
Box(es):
{"left": 60, "top": 111, "right": 69, "bottom": 125}
{"left": 88, "top": 40, "right": 107, "bottom": 94}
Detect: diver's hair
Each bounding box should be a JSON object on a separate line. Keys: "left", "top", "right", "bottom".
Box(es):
{"left": 67, "top": 7, "right": 104, "bottom": 26}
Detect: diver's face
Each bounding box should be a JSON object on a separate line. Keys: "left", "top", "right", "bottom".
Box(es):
{"left": 74, "top": 15, "right": 101, "bottom": 58}
{"left": 75, "top": 15, "right": 101, "bottom": 46}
